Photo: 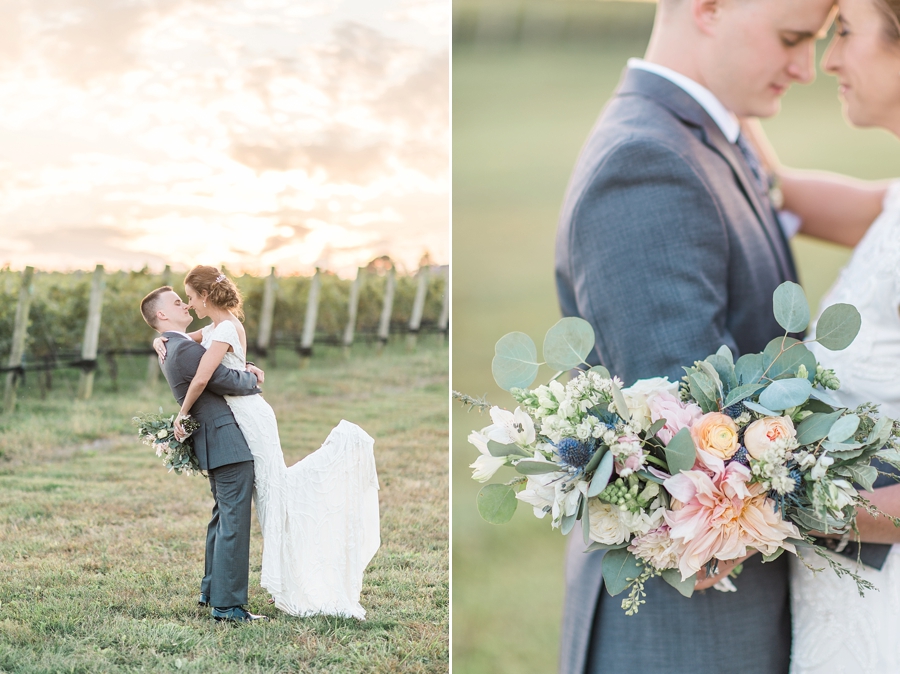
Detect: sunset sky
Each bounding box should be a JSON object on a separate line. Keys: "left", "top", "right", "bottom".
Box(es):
{"left": 0, "top": 0, "right": 448, "bottom": 277}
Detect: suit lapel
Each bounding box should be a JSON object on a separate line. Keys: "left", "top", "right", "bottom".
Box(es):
{"left": 616, "top": 69, "right": 796, "bottom": 283}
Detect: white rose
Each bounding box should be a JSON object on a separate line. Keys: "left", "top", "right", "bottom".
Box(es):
{"left": 588, "top": 500, "right": 630, "bottom": 545}
{"left": 157, "top": 429, "right": 167, "bottom": 439}
{"left": 622, "top": 377, "right": 679, "bottom": 430}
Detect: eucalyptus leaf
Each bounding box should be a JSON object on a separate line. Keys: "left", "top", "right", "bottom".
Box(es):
{"left": 735, "top": 353, "right": 766, "bottom": 386}
{"left": 543, "top": 317, "right": 595, "bottom": 371}
{"left": 688, "top": 372, "right": 717, "bottom": 412}
{"left": 665, "top": 428, "right": 697, "bottom": 475}
{"left": 689, "top": 371, "right": 718, "bottom": 407}
{"left": 587, "top": 451, "right": 615, "bottom": 497}
{"left": 582, "top": 495, "right": 592, "bottom": 545}
{"left": 560, "top": 509, "right": 578, "bottom": 536}
{"left": 744, "top": 400, "right": 780, "bottom": 417}
{"left": 716, "top": 344, "right": 734, "bottom": 366}
{"left": 476, "top": 484, "right": 518, "bottom": 525}
{"left": 723, "top": 383, "right": 765, "bottom": 409}
{"left": 763, "top": 337, "right": 817, "bottom": 382}
{"left": 845, "top": 464, "right": 878, "bottom": 492}
{"left": 661, "top": 568, "right": 695, "bottom": 598}
{"left": 705, "top": 353, "right": 738, "bottom": 391}
{"left": 866, "top": 416, "right": 893, "bottom": 450}
{"left": 762, "top": 548, "right": 785, "bottom": 563}
{"left": 815, "top": 303, "right": 862, "bottom": 351}
{"left": 584, "top": 541, "right": 629, "bottom": 552}
{"left": 514, "top": 460, "right": 561, "bottom": 475}
{"left": 773, "top": 281, "right": 810, "bottom": 333}
{"left": 795, "top": 411, "right": 844, "bottom": 445}
{"left": 827, "top": 414, "right": 860, "bottom": 443}
{"left": 590, "top": 365, "right": 611, "bottom": 379}
{"left": 758, "top": 378, "right": 812, "bottom": 411}
{"left": 646, "top": 418, "right": 667, "bottom": 439}
{"left": 584, "top": 445, "right": 607, "bottom": 474}
{"left": 636, "top": 469, "right": 666, "bottom": 485}
{"left": 492, "top": 332, "right": 540, "bottom": 391}
{"left": 821, "top": 442, "right": 864, "bottom": 456}
{"left": 877, "top": 448, "right": 900, "bottom": 469}
{"left": 487, "top": 440, "right": 530, "bottom": 458}
{"left": 809, "top": 388, "right": 841, "bottom": 407}
{"left": 601, "top": 548, "right": 642, "bottom": 597}
{"left": 696, "top": 360, "right": 724, "bottom": 393}
{"left": 790, "top": 508, "right": 837, "bottom": 533}
{"left": 611, "top": 382, "right": 631, "bottom": 421}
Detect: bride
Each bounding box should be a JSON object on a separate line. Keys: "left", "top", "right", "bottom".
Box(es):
{"left": 156, "top": 265, "right": 381, "bottom": 619}
{"left": 751, "top": 0, "right": 900, "bottom": 670}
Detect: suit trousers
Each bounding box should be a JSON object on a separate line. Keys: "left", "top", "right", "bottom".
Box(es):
{"left": 202, "top": 460, "right": 254, "bottom": 608}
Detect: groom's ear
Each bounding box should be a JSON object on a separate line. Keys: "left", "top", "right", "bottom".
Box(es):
{"left": 691, "top": 0, "right": 723, "bottom": 35}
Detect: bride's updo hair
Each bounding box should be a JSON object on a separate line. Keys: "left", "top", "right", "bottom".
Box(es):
{"left": 184, "top": 265, "right": 244, "bottom": 320}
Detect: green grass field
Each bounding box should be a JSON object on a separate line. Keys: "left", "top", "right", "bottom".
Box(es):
{"left": 0, "top": 341, "right": 448, "bottom": 673}
{"left": 452, "top": 37, "right": 900, "bottom": 674}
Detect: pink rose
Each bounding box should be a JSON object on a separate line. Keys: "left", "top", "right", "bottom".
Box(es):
{"left": 744, "top": 416, "right": 796, "bottom": 459}
{"left": 647, "top": 390, "right": 703, "bottom": 445}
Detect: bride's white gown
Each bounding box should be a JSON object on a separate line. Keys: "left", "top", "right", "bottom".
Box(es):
{"left": 201, "top": 321, "right": 381, "bottom": 619}
{"left": 790, "top": 183, "right": 900, "bottom": 673}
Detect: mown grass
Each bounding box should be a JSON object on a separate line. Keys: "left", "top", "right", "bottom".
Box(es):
{"left": 0, "top": 340, "right": 448, "bottom": 673}
{"left": 452, "top": 37, "right": 900, "bottom": 674}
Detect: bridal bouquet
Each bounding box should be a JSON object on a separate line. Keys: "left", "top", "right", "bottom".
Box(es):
{"left": 134, "top": 410, "right": 202, "bottom": 476}
{"left": 458, "top": 282, "right": 900, "bottom": 614}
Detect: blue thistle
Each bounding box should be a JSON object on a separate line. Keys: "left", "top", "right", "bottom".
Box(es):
{"left": 724, "top": 401, "right": 747, "bottom": 419}
{"left": 729, "top": 445, "right": 750, "bottom": 467}
{"left": 556, "top": 438, "right": 595, "bottom": 469}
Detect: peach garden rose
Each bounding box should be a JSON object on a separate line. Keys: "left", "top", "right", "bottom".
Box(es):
{"left": 690, "top": 412, "right": 739, "bottom": 460}
{"left": 743, "top": 416, "right": 797, "bottom": 460}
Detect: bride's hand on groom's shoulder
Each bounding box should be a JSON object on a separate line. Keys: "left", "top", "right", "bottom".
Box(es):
{"left": 247, "top": 364, "right": 265, "bottom": 386}
{"left": 153, "top": 336, "right": 168, "bottom": 362}
{"left": 694, "top": 550, "right": 758, "bottom": 591}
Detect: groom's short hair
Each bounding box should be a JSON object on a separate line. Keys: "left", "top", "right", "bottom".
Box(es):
{"left": 140, "top": 286, "right": 173, "bottom": 330}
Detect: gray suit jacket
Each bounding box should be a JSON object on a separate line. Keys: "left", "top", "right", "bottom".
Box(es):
{"left": 159, "top": 331, "right": 259, "bottom": 471}
{"left": 555, "top": 69, "right": 797, "bottom": 674}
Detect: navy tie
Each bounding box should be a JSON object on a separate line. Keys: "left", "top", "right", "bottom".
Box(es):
{"left": 734, "top": 133, "right": 771, "bottom": 202}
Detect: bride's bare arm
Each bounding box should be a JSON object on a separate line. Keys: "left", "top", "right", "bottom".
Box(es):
{"left": 741, "top": 118, "right": 888, "bottom": 249}
{"left": 853, "top": 483, "right": 900, "bottom": 543}
{"left": 779, "top": 171, "right": 887, "bottom": 248}
{"left": 174, "top": 340, "right": 231, "bottom": 438}
{"left": 152, "top": 329, "right": 204, "bottom": 362}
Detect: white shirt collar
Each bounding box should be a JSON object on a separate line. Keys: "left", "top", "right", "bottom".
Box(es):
{"left": 627, "top": 58, "right": 741, "bottom": 143}
{"left": 164, "top": 330, "right": 190, "bottom": 338}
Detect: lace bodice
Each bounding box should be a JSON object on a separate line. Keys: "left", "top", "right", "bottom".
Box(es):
{"left": 201, "top": 320, "right": 246, "bottom": 372}
{"left": 791, "top": 182, "right": 900, "bottom": 673}
{"left": 807, "top": 181, "right": 900, "bottom": 417}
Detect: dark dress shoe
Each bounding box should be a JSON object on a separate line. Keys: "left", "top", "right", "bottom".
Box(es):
{"left": 198, "top": 593, "right": 210, "bottom": 607}
{"left": 211, "top": 606, "right": 269, "bottom": 623}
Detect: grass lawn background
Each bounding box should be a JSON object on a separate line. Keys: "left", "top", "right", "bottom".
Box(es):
{"left": 0, "top": 340, "right": 448, "bottom": 673}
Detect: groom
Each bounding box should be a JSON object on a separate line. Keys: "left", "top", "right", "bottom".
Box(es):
{"left": 140, "top": 286, "right": 266, "bottom": 623}
{"left": 555, "top": 0, "right": 834, "bottom": 672}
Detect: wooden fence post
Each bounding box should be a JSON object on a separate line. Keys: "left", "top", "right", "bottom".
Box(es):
{"left": 342, "top": 267, "right": 364, "bottom": 355}
{"left": 406, "top": 265, "right": 430, "bottom": 350}
{"left": 77, "top": 265, "right": 106, "bottom": 400}
{"left": 257, "top": 267, "right": 277, "bottom": 357}
{"left": 147, "top": 265, "right": 171, "bottom": 385}
{"left": 437, "top": 265, "right": 449, "bottom": 345}
{"left": 299, "top": 268, "right": 321, "bottom": 364}
{"left": 377, "top": 267, "right": 396, "bottom": 353}
{"left": 3, "top": 266, "right": 35, "bottom": 413}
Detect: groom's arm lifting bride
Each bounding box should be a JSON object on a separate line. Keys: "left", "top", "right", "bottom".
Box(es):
{"left": 554, "top": 0, "right": 835, "bottom": 672}
{"left": 140, "top": 286, "right": 268, "bottom": 623}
